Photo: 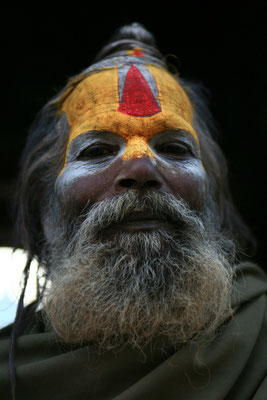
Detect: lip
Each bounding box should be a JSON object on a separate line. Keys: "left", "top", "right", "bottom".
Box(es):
{"left": 114, "top": 218, "right": 166, "bottom": 232}
{"left": 113, "top": 211, "right": 168, "bottom": 232}
{"left": 124, "top": 211, "right": 159, "bottom": 222}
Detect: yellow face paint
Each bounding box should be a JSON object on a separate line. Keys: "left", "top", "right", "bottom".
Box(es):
{"left": 60, "top": 63, "right": 199, "bottom": 172}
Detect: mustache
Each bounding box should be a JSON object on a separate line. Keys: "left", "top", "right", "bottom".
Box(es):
{"left": 71, "top": 190, "right": 206, "bottom": 238}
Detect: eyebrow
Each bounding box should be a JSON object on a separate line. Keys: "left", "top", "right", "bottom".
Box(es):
{"left": 69, "top": 129, "right": 200, "bottom": 154}
{"left": 67, "top": 131, "right": 123, "bottom": 156}
{"left": 70, "top": 131, "right": 120, "bottom": 144}
{"left": 151, "top": 129, "right": 199, "bottom": 145}
{"left": 74, "top": 130, "right": 117, "bottom": 138}
{"left": 161, "top": 129, "right": 195, "bottom": 138}
{"left": 150, "top": 129, "right": 201, "bottom": 156}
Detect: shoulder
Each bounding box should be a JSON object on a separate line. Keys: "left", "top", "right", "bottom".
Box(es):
{"left": 233, "top": 261, "right": 267, "bottom": 307}
{"left": 0, "top": 301, "right": 45, "bottom": 340}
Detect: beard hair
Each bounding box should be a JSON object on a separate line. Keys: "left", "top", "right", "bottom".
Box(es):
{"left": 43, "top": 190, "right": 236, "bottom": 351}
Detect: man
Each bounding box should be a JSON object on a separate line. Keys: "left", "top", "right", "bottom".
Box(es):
{"left": 0, "top": 22, "right": 266, "bottom": 399}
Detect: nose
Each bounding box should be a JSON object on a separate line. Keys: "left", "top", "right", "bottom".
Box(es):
{"left": 114, "top": 157, "right": 162, "bottom": 192}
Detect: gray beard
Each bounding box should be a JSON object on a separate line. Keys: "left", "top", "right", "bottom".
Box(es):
{"left": 43, "top": 191, "right": 236, "bottom": 350}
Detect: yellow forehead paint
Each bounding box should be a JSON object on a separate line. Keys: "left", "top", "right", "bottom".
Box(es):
{"left": 60, "top": 63, "right": 199, "bottom": 172}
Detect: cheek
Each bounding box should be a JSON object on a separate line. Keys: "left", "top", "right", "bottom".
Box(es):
{"left": 161, "top": 162, "right": 208, "bottom": 211}
{"left": 55, "top": 163, "right": 119, "bottom": 214}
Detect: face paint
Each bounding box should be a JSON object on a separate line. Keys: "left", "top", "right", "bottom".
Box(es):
{"left": 126, "top": 47, "right": 146, "bottom": 57}
{"left": 60, "top": 58, "right": 199, "bottom": 174}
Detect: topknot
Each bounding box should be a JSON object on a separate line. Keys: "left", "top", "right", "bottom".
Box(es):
{"left": 93, "top": 22, "right": 162, "bottom": 63}
{"left": 107, "top": 22, "right": 157, "bottom": 47}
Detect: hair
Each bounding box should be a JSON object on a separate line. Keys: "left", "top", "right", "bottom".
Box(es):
{"left": 14, "top": 23, "right": 255, "bottom": 264}
{"left": 8, "top": 22, "right": 256, "bottom": 400}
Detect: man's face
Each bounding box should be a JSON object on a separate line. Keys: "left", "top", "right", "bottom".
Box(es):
{"left": 43, "top": 60, "right": 233, "bottom": 349}
{"left": 55, "top": 62, "right": 208, "bottom": 221}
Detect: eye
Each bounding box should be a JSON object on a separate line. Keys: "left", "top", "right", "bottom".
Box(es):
{"left": 156, "top": 143, "right": 192, "bottom": 158}
{"left": 78, "top": 144, "right": 118, "bottom": 160}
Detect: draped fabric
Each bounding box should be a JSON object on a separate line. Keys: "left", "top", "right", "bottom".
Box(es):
{"left": 0, "top": 262, "right": 267, "bottom": 400}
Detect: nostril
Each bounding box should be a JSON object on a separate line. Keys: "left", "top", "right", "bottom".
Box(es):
{"left": 119, "top": 178, "right": 137, "bottom": 188}
{"left": 145, "top": 180, "right": 160, "bottom": 189}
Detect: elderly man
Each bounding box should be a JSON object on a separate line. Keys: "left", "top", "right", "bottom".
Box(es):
{"left": 1, "top": 23, "right": 267, "bottom": 399}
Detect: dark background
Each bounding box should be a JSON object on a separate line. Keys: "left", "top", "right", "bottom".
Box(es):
{"left": 0, "top": 8, "right": 266, "bottom": 267}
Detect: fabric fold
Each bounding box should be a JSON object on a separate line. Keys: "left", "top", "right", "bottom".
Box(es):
{"left": 0, "top": 262, "right": 266, "bottom": 399}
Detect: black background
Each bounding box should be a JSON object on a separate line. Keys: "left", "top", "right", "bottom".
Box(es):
{"left": 0, "top": 7, "right": 266, "bottom": 267}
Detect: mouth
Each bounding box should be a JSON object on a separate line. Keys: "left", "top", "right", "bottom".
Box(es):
{"left": 112, "top": 211, "right": 168, "bottom": 232}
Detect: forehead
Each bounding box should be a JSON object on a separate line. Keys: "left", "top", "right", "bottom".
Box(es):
{"left": 61, "top": 62, "right": 199, "bottom": 146}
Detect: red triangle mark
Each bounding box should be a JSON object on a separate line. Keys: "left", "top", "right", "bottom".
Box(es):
{"left": 133, "top": 49, "right": 145, "bottom": 57}
{"left": 118, "top": 65, "right": 161, "bottom": 117}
